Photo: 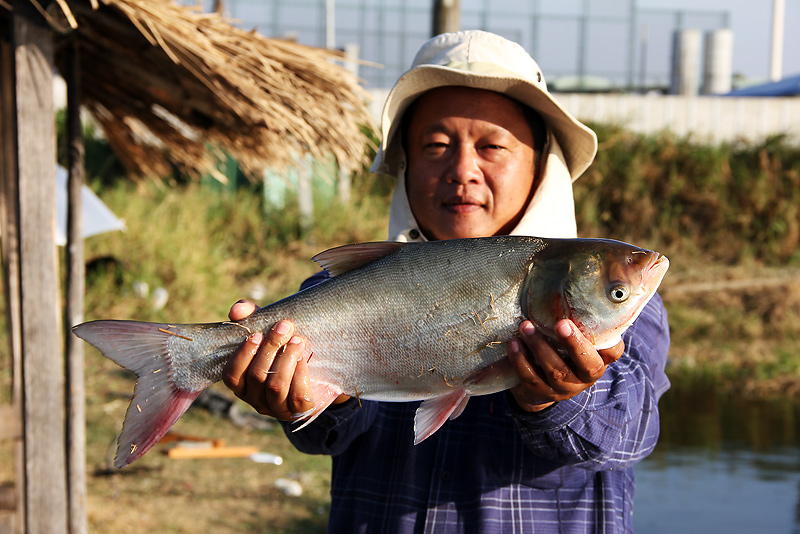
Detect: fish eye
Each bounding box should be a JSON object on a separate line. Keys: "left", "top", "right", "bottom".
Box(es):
{"left": 608, "top": 284, "right": 629, "bottom": 303}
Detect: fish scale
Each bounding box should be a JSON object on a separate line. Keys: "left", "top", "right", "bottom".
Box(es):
{"left": 73, "top": 235, "right": 668, "bottom": 467}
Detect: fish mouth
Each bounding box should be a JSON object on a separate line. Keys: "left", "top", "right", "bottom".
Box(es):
{"left": 642, "top": 252, "right": 670, "bottom": 292}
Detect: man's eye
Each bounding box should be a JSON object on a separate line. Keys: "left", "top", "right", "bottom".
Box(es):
{"left": 423, "top": 142, "right": 448, "bottom": 152}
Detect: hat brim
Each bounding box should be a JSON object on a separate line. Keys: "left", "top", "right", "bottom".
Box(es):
{"left": 372, "top": 64, "right": 598, "bottom": 181}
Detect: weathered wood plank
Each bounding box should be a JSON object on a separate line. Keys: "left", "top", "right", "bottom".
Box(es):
{"left": 13, "top": 8, "right": 69, "bottom": 534}
{"left": 1, "top": 21, "right": 25, "bottom": 534}
{"left": 0, "top": 512, "right": 17, "bottom": 534}
{"left": 0, "top": 406, "right": 21, "bottom": 441}
{"left": 64, "top": 37, "right": 88, "bottom": 534}
{"left": 0, "top": 4, "right": 22, "bottom": 409}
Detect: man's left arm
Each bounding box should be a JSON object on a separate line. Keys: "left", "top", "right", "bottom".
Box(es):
{"left": 506, "top": 294, "right": 670, "bottom": 470}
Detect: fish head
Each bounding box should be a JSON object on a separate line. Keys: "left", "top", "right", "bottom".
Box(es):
{"left": 522, "top": 238, "right": 669, "bottom": 349}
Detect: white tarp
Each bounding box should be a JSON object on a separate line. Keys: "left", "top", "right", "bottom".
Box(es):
{"left": 55, "top": 165, "right": 126, "bottom": 246}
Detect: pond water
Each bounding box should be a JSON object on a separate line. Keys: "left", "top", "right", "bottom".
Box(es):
{"left": 634, "top": 381, "right": 800, "bottom": 534}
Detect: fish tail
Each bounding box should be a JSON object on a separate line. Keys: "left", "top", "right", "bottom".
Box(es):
{"left": 73, "top": 320, "right": 209, "bottom": 468}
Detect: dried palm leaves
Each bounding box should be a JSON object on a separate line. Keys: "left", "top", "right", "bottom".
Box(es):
{"left": 39, "top": 0, "right": 374, "bottom": 179}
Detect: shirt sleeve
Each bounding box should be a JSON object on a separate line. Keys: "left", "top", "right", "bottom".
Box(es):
{"left": 279, "top": 398, "right": 380, "bottom": 455}
{"left": 506, "top": 293, "right": 671, "bottom": 471}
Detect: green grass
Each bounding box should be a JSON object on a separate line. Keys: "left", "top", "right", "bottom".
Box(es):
{"left": 577, "top": 126, "right": 800, "bottom": 265}
{"left": 81, "top": 174, "right": 393, "bottom": 325}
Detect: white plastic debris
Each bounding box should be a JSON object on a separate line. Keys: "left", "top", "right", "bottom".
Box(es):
{"left": 152, "top": 287, "right": 169, "bottom": 310}
{"left": 250, "top": 452, "right": 283, "bottom": 465}
{"left": 274, "top": 478, "right": 303, "bottom": 497}
{"left": 132, "top": 280, "right": 149, "bottom": 299}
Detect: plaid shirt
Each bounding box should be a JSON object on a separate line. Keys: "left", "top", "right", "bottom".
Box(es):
{"left": 284, "top": 274, "right": 670, "bottom": 534}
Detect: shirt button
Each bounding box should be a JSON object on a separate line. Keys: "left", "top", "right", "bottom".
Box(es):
{"left": 440, "top": 469, "right": 452, "bottom": 481}
{"left": 409, "top": 228, "right": 420, "bottom": 240}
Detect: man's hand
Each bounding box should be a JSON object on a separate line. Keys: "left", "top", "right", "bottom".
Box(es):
{"left": 221, "top": 301, "right": 350, "bottom": 420}
{"left": 507, "top": 319, "right": 624, "bottom": 412}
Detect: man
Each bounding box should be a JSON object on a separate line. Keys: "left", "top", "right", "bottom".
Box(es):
{"left": 223, "top": 30, "right": 670, "bottom": 533}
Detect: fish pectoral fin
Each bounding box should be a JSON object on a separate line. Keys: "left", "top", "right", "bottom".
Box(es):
{"left": 464, "top": 358, "right": 519, "bottom": 392}
{"left": 312, "top": 241, "right": 407, "bottom": 276}
{"left": 413, "top": 389, "right": 470, "bottom": 445}
{"left": 593, "top": 333, "right": 622, "bottom": 350}
{"left": 290, "top": 382, "right": 344, "bottom": 432}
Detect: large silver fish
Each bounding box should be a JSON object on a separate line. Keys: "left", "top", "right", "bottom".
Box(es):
{"left": 74, "top": 236, "right": 669, "bottom": 468}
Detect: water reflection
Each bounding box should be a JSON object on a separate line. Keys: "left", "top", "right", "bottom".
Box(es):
{"left": 634, "top": 380, "right": 800, "bottom": 534}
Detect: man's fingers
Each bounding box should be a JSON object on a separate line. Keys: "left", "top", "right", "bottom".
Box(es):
{"left": 509, "top": 319, "right": 625, "bottom": 412}
{"left": 263, "top": 335, "right": 308, "bottom": 419}
{"left": 598, "top": 340, "right": 625, "bottom": 366}
{"left": 508, "top": 337, "right": 553, "bottom": 409}
{"left": 248, "top": 321, "right": 295, "bottom": 383}
{"left": 221, "top": 331, "right": 263, "bottom": 397}
{"left": 518, "top": 321, "right": 574, "bottom": 390}
{"left": 288, "top": 341, "right": 315, "bottom": 416}
{"left": 240, "top": 321, "right": 293, "bottom": 413}
{"left": 508, "top": 338, "right": 539, "bottom": 383}
{"left": 260, "top": 320, "right": 295, "bottom": 358}
{"left": 229, "top": 299, "right": 258, "bottom": 321}
{"left": 553, "top": 319, "right": 607, "bottom": 383}
{"left": 220, "top": 316, "right": 320, "bottom": 420}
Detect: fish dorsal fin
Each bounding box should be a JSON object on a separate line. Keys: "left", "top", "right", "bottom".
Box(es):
{"left": 312, "top": 241, "right": 407, "bottom": 276}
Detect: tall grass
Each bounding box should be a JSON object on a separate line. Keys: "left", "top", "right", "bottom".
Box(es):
{"left": 81, "top": 173, "right": 394, "bottom": 325}
{"left": 577, "top": 125, "right": 800, "bottom": 266}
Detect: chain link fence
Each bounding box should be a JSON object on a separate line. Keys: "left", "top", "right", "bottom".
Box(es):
{"left": 206, "top": 0, "right": 727, "bottom": 91}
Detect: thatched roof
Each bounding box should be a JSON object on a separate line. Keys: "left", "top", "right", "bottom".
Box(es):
{"left": 2, "top": 0, "right": 374, "bottom": 180}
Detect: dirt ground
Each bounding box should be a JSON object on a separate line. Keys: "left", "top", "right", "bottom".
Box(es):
{"left": 79, "top": 342, "right": 336, "bottom": 534}
{"left": 659, "top": 264, "right": 800, "bottom": 396}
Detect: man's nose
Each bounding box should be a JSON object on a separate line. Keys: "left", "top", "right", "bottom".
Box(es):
{"left": 446, "top": 146, "right": 482, "bottom": 184}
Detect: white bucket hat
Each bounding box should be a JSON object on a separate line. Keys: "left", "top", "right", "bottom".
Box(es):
{"left": 370, "top": 30, "right": 598, "bottom": 181}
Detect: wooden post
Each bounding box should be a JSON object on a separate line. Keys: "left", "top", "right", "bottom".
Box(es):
{"left": 64, "top": 37, "right": 87, "bottom": 534}
{"left": 0, "top": 24, "right": 25, "bottom": 534}
{"left": 337, "top": 42, "right": 358, "bottom": 205}
{"left": 297, "top": 154, "right": 314, "bottom": 235}
{"left": 12, "top": 6, "right": 69, "bottom": 534}
{"left": 337, "top": 163, "right": 351, "bottom": 205}
{"left": 432, "top": 0, "right": 459, "bottom": 36}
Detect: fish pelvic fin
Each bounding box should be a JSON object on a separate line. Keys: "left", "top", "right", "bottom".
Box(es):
{"left": 290, "top": 382, "right": 344, "bottom": 433}
{"left": 73, "top": 320, "right": 209, "bottom": 468}
{"left": 413, "top": 389, "right": 470, "bottom": 445}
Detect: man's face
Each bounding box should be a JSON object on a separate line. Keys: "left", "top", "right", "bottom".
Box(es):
{"left": 405, "top": 86, "right": 538, "bottom": 241}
